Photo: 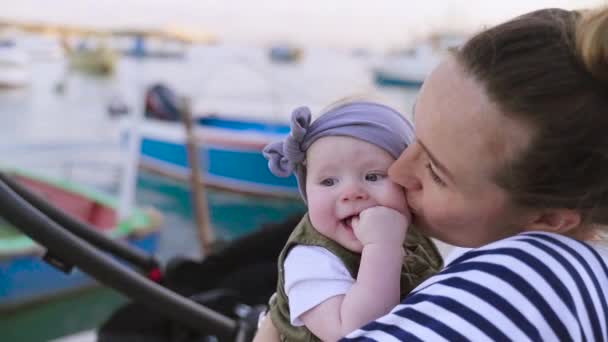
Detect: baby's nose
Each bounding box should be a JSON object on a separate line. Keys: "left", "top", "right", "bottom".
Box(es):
{"left": 340, "top": 184, "right": 369, "bottom": 202}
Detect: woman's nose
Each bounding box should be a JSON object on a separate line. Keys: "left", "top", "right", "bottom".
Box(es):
{"left": 389, "top": 147, "right": 423, "bottom": 191}
{"left": 396, "top": 174, "right": 422, "bottom": 191}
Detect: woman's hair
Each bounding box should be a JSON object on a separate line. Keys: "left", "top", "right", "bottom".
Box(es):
{"left": 454, "top": 7, "right": 608, "bottom": 225}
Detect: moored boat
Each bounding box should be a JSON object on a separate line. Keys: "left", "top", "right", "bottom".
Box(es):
{"left": 134, "top": 115, "right": 299, "bottom": 198}
{"left": 373, "top": 34, "right": 465, "bottom": 88}
{"left": 269, "top": 44, "right": 302, "bottom": 63}
{"left": 69, "top": 44, "right": 117, "bottom": 76}
{"left": 0, "top": 39, "right": 30, "bottom": 88}
{"left": 0, "top": 167, "right": 162, "bottom": 311}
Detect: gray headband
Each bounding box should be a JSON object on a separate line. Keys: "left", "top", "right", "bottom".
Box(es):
{"left": 263, "top": 101, "right": 414, "bottom": 201}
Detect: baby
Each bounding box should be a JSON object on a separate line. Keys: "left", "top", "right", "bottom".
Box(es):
{"left": 262, "top": 100, "right": 442, "bottom": 341}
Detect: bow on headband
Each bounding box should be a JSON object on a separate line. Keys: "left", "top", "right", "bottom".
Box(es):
{"left": 263, "top": 106, "right": 311, "bottom": 178}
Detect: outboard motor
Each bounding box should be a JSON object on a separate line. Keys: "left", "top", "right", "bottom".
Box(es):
{"left": 144, "top": 83, "right": 181, "bottom": 121}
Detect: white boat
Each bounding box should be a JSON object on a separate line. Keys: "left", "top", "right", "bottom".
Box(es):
{"left": 373, "top": 34, "right": 465, "bottom": 88}
{"left": 0, "top": 39, "right": 30, "bottom": 88}
{"left": 18, "top": 35, "right": 65, "bottom": 61}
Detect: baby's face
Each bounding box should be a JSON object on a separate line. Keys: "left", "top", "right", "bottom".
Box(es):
{"left": 305, "top": 136, "right": 408, "bottom": 252}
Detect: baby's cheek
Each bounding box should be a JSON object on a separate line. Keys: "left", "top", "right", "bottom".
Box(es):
{"left": 307, "top": 207, "right": 336, "bottom": 238}
{"left": 306, "top": 186, "right": 338, "bottom": 233}
{"left": 307, "top": 198, "right": 329, "bottom": 226}
{"left": 387, "top": 184, "right": 409, "bottom": 213}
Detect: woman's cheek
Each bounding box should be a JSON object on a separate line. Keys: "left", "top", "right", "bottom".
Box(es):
{"left": 424, "top": 194, "right": 454, "bottom": 225}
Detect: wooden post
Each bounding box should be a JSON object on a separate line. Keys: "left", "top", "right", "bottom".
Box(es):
{"left": 117, "top": 60, "right": 145, "bottom": 222}
{"left": 180, "top": 97, "right": 214, "bottom": 256}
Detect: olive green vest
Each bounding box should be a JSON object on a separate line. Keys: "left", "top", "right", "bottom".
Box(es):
{"left": 269, "top": 214, "right": 443, "bottom": 342}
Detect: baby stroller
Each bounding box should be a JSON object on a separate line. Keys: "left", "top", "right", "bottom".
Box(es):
{"left": 98, "top": 214, "right": 302, "bottom": 342}
{"left": 0, "top": 172, "right": 302, "bottom": 342}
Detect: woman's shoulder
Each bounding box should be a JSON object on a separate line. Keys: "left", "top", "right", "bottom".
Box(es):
{"left": 413, "top": 232, "right": 608, "bottom": 336}
{"left": 430, "top": 232, "right": 608, "bottom": 291}
{"left": 450, "top": 232, "right": 607, "bottom": 269}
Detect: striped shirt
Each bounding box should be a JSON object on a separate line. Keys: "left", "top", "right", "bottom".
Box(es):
{"left": 341, "top": 232, "right": 608, "bottom": 341}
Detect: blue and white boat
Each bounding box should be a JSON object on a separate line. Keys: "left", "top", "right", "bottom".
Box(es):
{"left": 373, "top": 34, "right": 465, "bottom": 88}
{"left": 135, "top": 115, "right": 299, "bottom": 198}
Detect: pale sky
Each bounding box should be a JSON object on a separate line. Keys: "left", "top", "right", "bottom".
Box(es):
{"left": 1, "top": 0, "right": 606, "bottom": 49}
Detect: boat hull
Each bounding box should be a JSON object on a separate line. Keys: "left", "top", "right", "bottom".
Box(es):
{"left": 0, "top": 44, "right": 30, "bottom": 88}
{"left": 373, "top": 70, "right": 424, "bottom": 88}
{"left": 136, "top": 117, "right": 299, "bottom": 197}
{"left": 0, "top": 67, "right": 29, "bottom": 88}
{"left": 0, "top": 168, "right": 163, "bottom": 311}
{"left": 0, "top": 232, "right": 159, "bottom": 311}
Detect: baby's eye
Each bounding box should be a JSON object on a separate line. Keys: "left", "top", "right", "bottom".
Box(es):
{"left": 320, "top": 178, "right": 336, "bottom": 186}
{"left": 365, "top": 173, "right": 385, "bottom": 182}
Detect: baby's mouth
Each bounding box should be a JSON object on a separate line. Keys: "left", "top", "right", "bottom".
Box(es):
{"left": 341, "top": 214, "right": 359, "bottom": 230}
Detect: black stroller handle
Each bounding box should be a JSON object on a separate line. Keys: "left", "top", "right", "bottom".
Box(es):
{"left": 0, "top": 172, "right": 159, "bottom": 273}
{"left": 0, "top": 174, "right": 254, "bottom": 341}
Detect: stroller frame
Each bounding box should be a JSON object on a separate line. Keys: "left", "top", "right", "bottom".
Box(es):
{"left": 0, "top": 172, "right": 261, "bottom": 341}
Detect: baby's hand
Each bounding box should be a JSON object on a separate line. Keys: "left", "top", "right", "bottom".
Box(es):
{"left": 351, "top": 206, "right": 409, "bottom": 247}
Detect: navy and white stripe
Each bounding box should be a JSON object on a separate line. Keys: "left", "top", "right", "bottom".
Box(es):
{"left": 341, "top": 232, "right": 608, "bottom": 341}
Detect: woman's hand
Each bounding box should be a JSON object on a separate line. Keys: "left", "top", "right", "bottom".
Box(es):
{"left": 252, "top": 315, "right": 281, "bottom": 342}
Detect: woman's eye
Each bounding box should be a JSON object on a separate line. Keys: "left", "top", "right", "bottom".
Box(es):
{"left": 320, "top": 178, "right": 335, "bottom": 186}
{"left": 365, "top": 173, "right": 384, "bottom": 182}
{"left": 425, "top": 163, "right": 446, "bottom": 187}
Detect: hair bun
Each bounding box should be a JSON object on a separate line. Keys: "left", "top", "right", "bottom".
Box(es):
{"left": 576, "top": 7, "right": 608, "bottom": 82}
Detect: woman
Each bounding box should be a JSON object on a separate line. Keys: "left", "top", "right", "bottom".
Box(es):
{"left": 255, "top": 5, "right": 608, "bottom": 341}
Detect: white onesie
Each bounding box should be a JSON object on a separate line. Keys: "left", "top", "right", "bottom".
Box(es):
{"left": 283, "top": 245, "right": 355, "bottom": 326}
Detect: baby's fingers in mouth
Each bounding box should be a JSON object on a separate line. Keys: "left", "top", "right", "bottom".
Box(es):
{"left": 350, "top": 216, "right": 360, "bottom": 229}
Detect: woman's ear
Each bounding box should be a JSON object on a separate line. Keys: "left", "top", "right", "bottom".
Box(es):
{"left": 522, "top": 208, "right": 581, "bottom": 234}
